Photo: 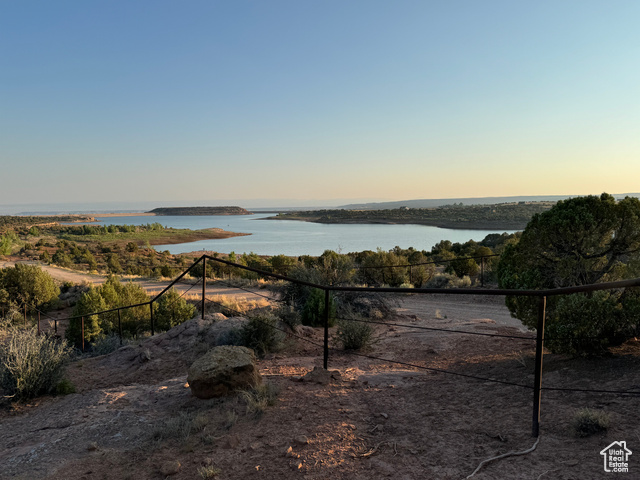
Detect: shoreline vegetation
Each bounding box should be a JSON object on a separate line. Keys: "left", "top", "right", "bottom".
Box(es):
{"left": 267, "top": 201, "right": 555, "bottom": 230}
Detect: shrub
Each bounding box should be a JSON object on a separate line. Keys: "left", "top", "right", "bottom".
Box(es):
{"left": 545, "top": 292, "right": 632, "bottom": 356}
{"left": 198, "top": 465, "right": 221, "bottom": 479}
{"left": 0, "top": 327, "right": 71, "bottom": 400}
{"left": 90, "top": 332, "right": 122, "bottom": 356}
{"left": 0, "top": 263, "right": 60, "bottom": 310}
{"left": 154, "top": 288, "right": 196, "bottom": 331}
{"left": 301, "top": 288, "right": 335, "bottom": 327}
{"left": 275, "top": 305, "right": 301, "bottom": 331}
{"left": 55, "top": 378, "right": 76, "bottom": 395}
{"left": 237, "top": 314, "right": 284, "bottom": 356}
{"left": 336, "top": 318, "right": 375, "bottom": 351}
{"left": 423, "top": 273, "right": 471, "bottom": 288}
{"left": 571, "top": 408, "right": 610, "bottom": 437}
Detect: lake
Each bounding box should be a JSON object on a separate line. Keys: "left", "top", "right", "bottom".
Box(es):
{"left": 94, "top": 213, "right": 515, "bottom": 257}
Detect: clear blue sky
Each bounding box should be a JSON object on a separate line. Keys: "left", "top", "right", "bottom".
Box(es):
{"left": 2, "top": 1, "right": 639, "bottom": 208}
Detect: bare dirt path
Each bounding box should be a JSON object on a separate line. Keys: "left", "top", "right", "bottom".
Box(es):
{"left": 0, "top": 260, "right": 268, "bottom": 301}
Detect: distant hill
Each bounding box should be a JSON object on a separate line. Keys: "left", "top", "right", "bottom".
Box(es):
{"left": 339, "top": 193, "right": 640, "bottom": 210}
{"left": 148, "top": 206, "right": 252, "bottom": 216}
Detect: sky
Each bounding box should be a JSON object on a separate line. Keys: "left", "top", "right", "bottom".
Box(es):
{"left": 1, "top": 1, "right": 639, "bottom": 210}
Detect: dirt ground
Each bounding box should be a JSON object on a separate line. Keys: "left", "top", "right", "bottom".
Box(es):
{"left": 1, "top": 291, "right": 640, "bottom": 479}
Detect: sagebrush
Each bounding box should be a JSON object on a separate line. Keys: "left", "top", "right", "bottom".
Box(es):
{"left": 0, "top": 327, "right": 71, "bottom": 400}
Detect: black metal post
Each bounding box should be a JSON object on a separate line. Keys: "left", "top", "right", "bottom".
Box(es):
{"left": 532, "top": 295, "right": 546, "bottom": 437}
{"left": 81, "top": 316, "right": 85, "bottom": 352}
{"left": 150, "top": 302, "right": 154, "bottom": 336}
{"left": 202, "top": 257, "right": 206, "bottom": 319}
{"left": 323, "top": 289, "right": 330, "bottom": 369}
{"left": 409, "top": 265, "right": 413, "bottom": 285}
{"left": 55, "top": 315, "right": 57, "bottom": 334}
{"left": 37, "top": 311, "right": 40, "bottom": 335}
{"left": 118, "top": 308, "right": 122, "bottom": 345}
{"left": 481, "top": 257, "right": 485, "bottom": 287}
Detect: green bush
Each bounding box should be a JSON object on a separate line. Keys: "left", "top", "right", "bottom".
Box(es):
{"left": 301, "top": 288, "right": 335, "bottom": 327}
{"left": 154, "top": 288, "right": 196, "bottom": 331}
{"left": 91, "top": 332, "right": 122, "bottom": 356}
{"left": 275, "top": 305, "right": 301, "bottom": 331}
{"left": 571, "top": 408, "right": 610, "bottom": 437}
{"left": 55, "top": 378, "right": 76, "bottom": 395}
{"left": 237, "top": 314, "right": 284, "bottom": 356}
{"left": 423, "top": 273, "right": 472, "bottom": 288}
{"left": 336, "top": 318, "right": 374, "bottom": 350}
{"left": 0, "top": 327, "right": 71, "bottom": 400}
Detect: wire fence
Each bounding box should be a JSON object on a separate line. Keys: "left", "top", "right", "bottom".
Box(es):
{"left": 5, "top": 253, "right": 640, "bottom": 438}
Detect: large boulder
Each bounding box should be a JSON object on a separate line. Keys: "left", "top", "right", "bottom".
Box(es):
{"left": 187, "top": 346, "right": 261, "bottom": 399}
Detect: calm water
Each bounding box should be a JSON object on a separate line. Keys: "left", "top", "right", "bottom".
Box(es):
{"left": 94, "top": 213, "right": 514, "bottom": 256}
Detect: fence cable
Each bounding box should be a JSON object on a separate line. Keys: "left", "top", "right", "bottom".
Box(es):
{"left": 333, "top": 315, "right": 536, "bottom": 341}
{"left": 203, "top": 295, "right": 326, "bottom": 350}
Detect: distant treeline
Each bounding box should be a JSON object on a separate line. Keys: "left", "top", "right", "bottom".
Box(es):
{"left": 0, "top": 215, "right": 95, "bottom": 233}
{"left": 271, "top": 202, "right": 555, "bottom": 230}
{"left": 148, "top": 206, "right": 252, "bottom": 216}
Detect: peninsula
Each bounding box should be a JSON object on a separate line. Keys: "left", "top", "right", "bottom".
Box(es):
{"left": 268, "top": 202, "right": 555, "bottom": 230}
{"left": 148, "top": 206, "right": 252, "bottom": 216}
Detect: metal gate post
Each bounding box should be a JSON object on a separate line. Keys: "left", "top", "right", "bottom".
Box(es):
{"left": 323, "top": 289, "right": 330, "bottom": 369}
{"left": 202, "top": 257, "right": 207, "bottom": 319}
{"left": 532, "top": 295, "right": 547, "bottom": 437}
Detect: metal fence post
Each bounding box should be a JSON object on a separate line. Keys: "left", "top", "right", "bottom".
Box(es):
{"left": 481, "top": 257, "right": 485, "bottom": 287}
{"left": 532, "top": 295, "right": 547, "bottom": 437}
{"left": 202, "top": 256, "right": 207, "bottom": 319}
{"left": 37, "top": 311, "right": 40, "bottom": 335}
{"left": 81, "top": 316, "right": 85, "bottom": 352}
{"left": 150, "top": 302, "right": 154, "bottom": 336}
{"left": 118, "top": 308, "right": 122, "bottom": 345}
{"left": 323, "top": 289, "right": 330, "bottom": 369}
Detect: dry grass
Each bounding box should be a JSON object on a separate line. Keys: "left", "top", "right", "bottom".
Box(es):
{"left": 239, "top": 382, "right": 279, "bottom": 416}
{"left": 207, "top": 295, "right": 270, "bottom": 316}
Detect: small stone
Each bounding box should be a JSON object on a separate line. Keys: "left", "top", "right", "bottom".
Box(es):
{"left": 160, "top": 460, "right": 181, "bottom": 476}
{"left": 285, "top": 446, "right": 299, "bottom": 458}
{"left": 296, "top": 413, "right": 303, "bottom": 420}
{"left": 294, "top": 435, "right": 309, "bottom": 445}
{"left": 222, "top": 434, "right": 241, "bottom": 449}
{"left": 380, "top": 413, "right": 388, "bottom": 419}
{"left": 249, "top": 442, "right": 262, "bottom": 451}
{"left": 87, "top": 442, "right": 98, "bottom": 451}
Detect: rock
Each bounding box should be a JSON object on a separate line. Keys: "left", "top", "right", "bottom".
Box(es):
{"left": 284, "top": 446, "right": 299, "bottom": 458}
{"left": 187, "top": 346, "right": 261, "bottom": 399}
{"left": 222, "top": 434, "right": 241, "bottom": 449}
{"left": 160, "top": 460, "right": 181, "bottom": 476}
{"left": 380, "top": 413, "right": 388, "bottom": 419}
{"left": 294, "top": 435, "right": 309, "bottom": 445}
{"left": 300, "top": 367, "right": 341, "bottom": 385}
{"left": 294, "top": 325, "right": 315, "bottom": 337}
{"left": 87, "top": 442, "right": 98, "bottom": 451}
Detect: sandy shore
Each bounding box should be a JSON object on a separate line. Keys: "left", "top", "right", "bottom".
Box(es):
{"left": 91, "top": 212, "right": 156, "bottom": 217}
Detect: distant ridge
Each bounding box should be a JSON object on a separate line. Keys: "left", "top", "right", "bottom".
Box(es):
{"left": 148, "top": 206, "right": 252, "bottom": 216}
{"left": 339, "top": 193, "right": 640, "bottom": 210}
